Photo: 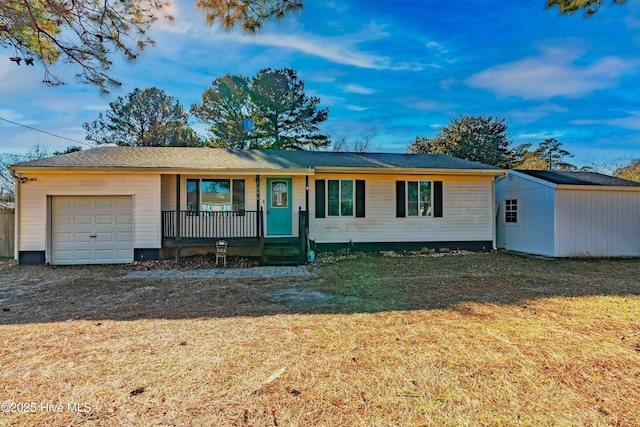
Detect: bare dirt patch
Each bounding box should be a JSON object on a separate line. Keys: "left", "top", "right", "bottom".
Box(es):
{"left": 0, "top": 252, "right": 639, "bottom": 426}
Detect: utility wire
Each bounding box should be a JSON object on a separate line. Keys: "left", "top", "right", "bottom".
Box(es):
{"left": 0, "top": 116, "right": 94, "bottom": 147}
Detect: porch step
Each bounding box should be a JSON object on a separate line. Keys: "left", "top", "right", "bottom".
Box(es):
{"left": 261, "top": 238, "right": 305, "bottom": 266}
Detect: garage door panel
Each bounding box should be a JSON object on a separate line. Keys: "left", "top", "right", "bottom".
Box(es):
{"left": 95, "top": 214, "right": 114, "bottom": 225}
{"left": 74, "top": 215, "right": 92, "bottom": 225}
{"left": 95, "top": 232, "right": 113, "bottom": 242}
{"left": 53, "top": 215, "right": 71, "bottom": 225}
{"left": 73, "top": 232, "right": 93, "bottom": 243}
{"left": 53, "top": 198, "right": 72, "bottom": 208}
{"left": 95, "top": 249, "right": 114, "bottom": 260}
{"left": 53, "top": 232, "right": 71, "bottom": 243}
{"left": 73, "top": 198, "right": 92, "bottom": 208}
{"left": 52, "top": 250, "right": 71, "bottom": 261}
{"left": 95, "top": 198, "right": 113, "bottom": 208}
{"left": 74, "top": 249, "right": 93, "bottom": 261}
{"left": 51, "top": 196, "right": 133, "bottom": 265}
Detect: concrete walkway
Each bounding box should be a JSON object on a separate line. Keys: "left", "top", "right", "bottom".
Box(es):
{"left": 122, "top": 266, "right": 311, "bottom": 280}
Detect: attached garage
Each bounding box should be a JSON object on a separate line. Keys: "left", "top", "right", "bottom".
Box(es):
{"left": 51, "top": 196, "right": 134, "bottom": 265}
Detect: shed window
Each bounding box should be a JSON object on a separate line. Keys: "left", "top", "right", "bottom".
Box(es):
{"left": 505, "top": 199, "right": 518, "bottom": 223}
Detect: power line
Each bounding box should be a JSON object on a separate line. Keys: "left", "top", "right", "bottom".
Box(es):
{"left": 0, "top": 116, "right": 94, "bottom": 147}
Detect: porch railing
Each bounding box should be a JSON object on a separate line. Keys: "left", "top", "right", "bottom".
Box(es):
{"left": 162, "top": 210, "right": 263, "bottom": 240}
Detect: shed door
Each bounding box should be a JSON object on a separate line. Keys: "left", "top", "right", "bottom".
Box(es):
{"left": 51, "top": 196, "right": 133, "bottom": 265}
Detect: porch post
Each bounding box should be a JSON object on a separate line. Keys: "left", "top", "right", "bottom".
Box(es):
{"left": 175, "top": 174, "right": 181, "bottom": 240}
{"left": 305, "top": 175, "right": 309, "bottom": 213}
{"left": 256, "top": 175, "right": 260, "bottom": 237}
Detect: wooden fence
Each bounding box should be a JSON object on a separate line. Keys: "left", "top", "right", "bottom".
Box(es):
{"left": 0, "top": 207, "right": 15, "bottom": 258}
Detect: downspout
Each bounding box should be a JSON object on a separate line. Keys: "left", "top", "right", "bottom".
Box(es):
{"left": 492, "top": 173, "right": 509, "bottom": 250}
{"left": 10, "top": 169, "right": 20, "bottom": 261}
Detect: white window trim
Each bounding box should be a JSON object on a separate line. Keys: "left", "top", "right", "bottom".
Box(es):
{"left": 505, "top": 198, "right": 518, "bottom": 224}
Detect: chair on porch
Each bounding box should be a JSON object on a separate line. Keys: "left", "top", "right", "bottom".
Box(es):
{"left": 215, "top": 240, "right": 228, "bottom": 267}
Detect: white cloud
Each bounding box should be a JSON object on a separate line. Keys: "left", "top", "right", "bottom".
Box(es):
{"left": 507, "top": 104, "right": 568, "bottom": 124}
{"left": 325, "top": 1, "right": 348, "bottom": 13}
{"left": 345, "top": 105, "right": 368, "bottom": 111}
{"left": 225, "top": 31, "right": 392, "bottom": 69}
{"left": 397, "top": 97, "right": 454, "bottom": 111}
{"left": 465, "top": 43, "right": 640, "bottom": 100}
{"left": 513, "top": 131, "right": 565, "bottom": 141}
{"left": 343, "top": 84, "right": 376, "bottom": 94}
{"left": 571, "top": 111, "right": 640, "bottom": 131}
{"left": 426, "top": 40, "right": 449, "bottom": 54}
{"left": 0, "top": 109, "right": 25, "bottom": 122}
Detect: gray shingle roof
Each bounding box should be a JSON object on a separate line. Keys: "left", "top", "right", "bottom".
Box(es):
{"left": 518, "top": 170, "right": 640, "bottom": 187}
{"left": 11, "top": 147, "right": 504, "bottom": 172}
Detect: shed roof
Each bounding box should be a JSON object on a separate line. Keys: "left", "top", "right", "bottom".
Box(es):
{"left": 517, "top": 170, "right": 640, "bottom": 187}
{"left": 11, "top": 147, "right": 504, "bottom": 173}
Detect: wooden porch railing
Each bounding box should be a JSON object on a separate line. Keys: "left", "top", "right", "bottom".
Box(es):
{"left": 162, "top": 210, "right": 263, "bottom": 240}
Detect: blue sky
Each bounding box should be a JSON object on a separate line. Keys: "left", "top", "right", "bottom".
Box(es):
{"left": 1, "top": 0, "right": 639, "bottom": 167}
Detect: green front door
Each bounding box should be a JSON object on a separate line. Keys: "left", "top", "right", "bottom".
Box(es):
{"left": 266, "top": 178, "right": 293, "bottom": 235}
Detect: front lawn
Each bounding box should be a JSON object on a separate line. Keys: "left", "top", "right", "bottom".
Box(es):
{"left": 0, "top": 252, "right": 638, "bottom": 426}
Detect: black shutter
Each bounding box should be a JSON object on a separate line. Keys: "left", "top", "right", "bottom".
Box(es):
{"left": 315, "top": 180, "right": 325, "bottom": 218}
{"left": 433, "top": 181, "right": 443, "bottom": 217}
{"left": 355, "top": 180, "right": 365, "bottom": 218}
{"left": 233, "top": 179, "right": 246, "bottom": 215}
{"left": 396, "top": 181, "right": 406, "bottom": 217}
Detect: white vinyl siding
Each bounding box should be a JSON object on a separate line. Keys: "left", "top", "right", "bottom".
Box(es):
{"left": 310, "top": 174, "right": 494, "bottom": 244}
{"left": 161, "top": 174, "right": 176, "bottom": 211}
{"left": 18, "top": 173, "right": 161, "bottom": 255}
{"left": 555, "top": 189, "right": 640, "bottom": 257}
{"left": 496, "top": 173, "right": 555, "bottom": 256}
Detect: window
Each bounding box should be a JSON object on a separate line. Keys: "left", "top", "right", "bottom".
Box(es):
{"left": 202, "top": 179, "right": 231, "bottom": 211}
{"left": 271, "top": 181, "right": 288, "bottom": 208}
{"left": 186, "top": 179, "right": 245, "bottom": 212}
{"left": 186, "top": 179, "right": 199, "bottom": 212}
{"left": 505, "top": 199, "right": 518, "bottom": 223}
{"left": 315, "top": 179, "right": 365, "bottom": 219}
{"left": 327, "top": 179, "right": 354, "bottom": 217}
{"left": 407, "top": 181, "right": 432, "bottom": 217}
{"left": 396, "top": 180, "right": 442, "bottom": 218}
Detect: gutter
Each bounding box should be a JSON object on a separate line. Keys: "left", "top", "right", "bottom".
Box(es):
{"left": 9, "top": 168, "right": 20, "bottom": 261}
{"left": 314, "top": 166, "right": 507, "bottom": 176}
{"left": 8, "top": 166, "right": 317, "bottom": 176}
{"left": 492, "top": 172, "right": 509, "bottom": 250}
{"left": 10, "top": 165, "right": 507, "bottom": 177}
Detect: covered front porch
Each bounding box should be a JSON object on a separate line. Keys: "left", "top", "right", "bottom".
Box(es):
{"left": 160, "top": 173, "right": 310, "bottom": 265}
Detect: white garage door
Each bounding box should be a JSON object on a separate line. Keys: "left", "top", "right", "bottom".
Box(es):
{"left": 51, "top": 196, "right": 134, "bottom": 265}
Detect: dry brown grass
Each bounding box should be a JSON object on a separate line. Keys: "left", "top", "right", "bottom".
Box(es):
{"left": 0, "top": 252, "right": 639, "bottom": 426}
